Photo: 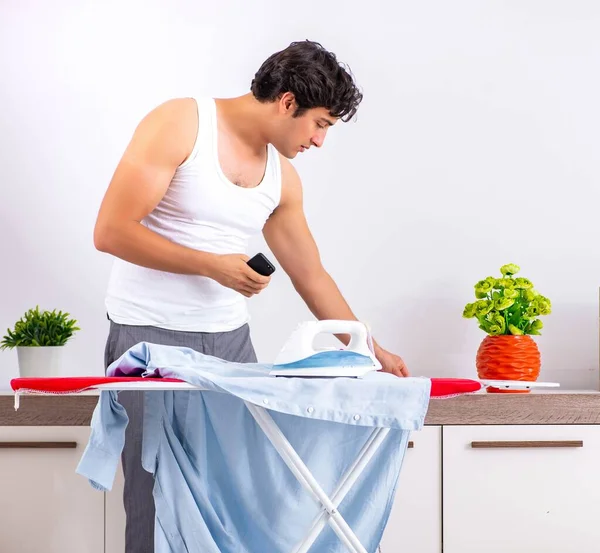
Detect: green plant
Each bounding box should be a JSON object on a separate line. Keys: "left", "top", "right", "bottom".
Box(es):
{"left": 0, "top": 306, "right": 80, "bottom": 349}
{"left": 462, "top": 264, "right": 551, "bottom": 336}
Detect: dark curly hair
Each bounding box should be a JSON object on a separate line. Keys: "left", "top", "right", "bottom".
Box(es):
{"left": 250, "top": 40, "right": 363, "bottom": 122}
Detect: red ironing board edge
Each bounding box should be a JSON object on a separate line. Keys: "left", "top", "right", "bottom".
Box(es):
{"left": 10, "top": 376, "right": 482, "bottom": 398}
{"left": 430, "top": 377, "right": 482, "bottom": 397}
{"left": 10, "top": 376, "right": 184, "bottom": 394}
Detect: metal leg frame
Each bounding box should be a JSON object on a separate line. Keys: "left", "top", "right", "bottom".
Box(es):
{"left": 245, "top": 401, "right": 390, "bottom": 553}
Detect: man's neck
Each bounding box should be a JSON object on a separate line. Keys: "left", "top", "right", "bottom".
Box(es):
{"left": 215, "top": 94, "right": 272, "bottom": 155}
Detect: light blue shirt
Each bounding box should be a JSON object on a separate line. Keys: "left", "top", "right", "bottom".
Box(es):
{"left": 76, "top": 342, "right": 431, "bottom": 552}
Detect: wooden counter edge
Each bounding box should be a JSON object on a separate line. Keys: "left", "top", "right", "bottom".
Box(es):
{"left": 0, "top": 395, "right": 98, "bottom": 426}
{"left": 2, "top": 392, "right": 600, "bottom": 426}
{"left": 424, "top": 392, "right": 600, "bottom": 425}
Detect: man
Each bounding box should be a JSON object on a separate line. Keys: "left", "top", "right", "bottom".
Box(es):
{"left": 94, "top": 39, "right": 408, "bottom": 553}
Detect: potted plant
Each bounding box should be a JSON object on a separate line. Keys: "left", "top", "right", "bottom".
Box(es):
{"left": 0, "top": 306, "right": 80, "bottom": 377}
{"left": 462, "top": 264, "right": 551, "bottom": 393}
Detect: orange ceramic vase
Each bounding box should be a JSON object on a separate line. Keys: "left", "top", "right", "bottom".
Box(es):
{"left": 476, "top": 335, "right": 541, "bottom": 393}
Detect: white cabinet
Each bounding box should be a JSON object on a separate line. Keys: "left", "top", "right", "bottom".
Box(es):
{"left": 442, "top": 425, "right": 600, "bottom": 553}
{"left": 380, "top": 426, "right": 442, "bottom": 553}
{"left": 0, "top": 426, "right": 104, "bottom": 553}
{"left": 5, "top": 422, "right": 600, "bottom": 553}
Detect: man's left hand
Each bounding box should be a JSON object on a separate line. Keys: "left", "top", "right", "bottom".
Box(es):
{"left": 375, "top": 346, "right": 410, "bottom": 377}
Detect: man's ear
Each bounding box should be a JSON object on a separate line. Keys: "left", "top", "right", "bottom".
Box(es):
{"left": 278, "top": 92, "right": 297, "bottom": 115}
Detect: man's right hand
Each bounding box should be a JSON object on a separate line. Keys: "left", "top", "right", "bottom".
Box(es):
{"left": 207, "top": 254, "right": 271, "bottom": 298}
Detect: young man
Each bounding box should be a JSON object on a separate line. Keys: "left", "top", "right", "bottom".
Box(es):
{"left": 94, "top": 39, "right": 408, "bottom": 553}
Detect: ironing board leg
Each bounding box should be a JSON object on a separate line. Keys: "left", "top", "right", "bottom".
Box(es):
{"left": 245, "top": 401, "right": 377, "bottom": 553}
{"left": 292, "top": 426, "right": 391, "bottom": 553}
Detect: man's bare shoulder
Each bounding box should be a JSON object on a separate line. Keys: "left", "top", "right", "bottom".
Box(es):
{"left": 131, "top": 97, "right": 199, "bottom": 167}
{"left": 138, "top": 97, "right": 198, "bottom": 128}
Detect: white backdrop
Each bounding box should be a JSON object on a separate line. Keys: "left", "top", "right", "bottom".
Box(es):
{"left": 1, "top": 1, "right": 599, "bottom": 390}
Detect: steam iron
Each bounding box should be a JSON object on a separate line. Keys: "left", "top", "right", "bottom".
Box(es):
{"left": 269, "top": 320, "right": 382, "bottom": 378}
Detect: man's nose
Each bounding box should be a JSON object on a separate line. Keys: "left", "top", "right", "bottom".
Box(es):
{"left": 311, "top": 134, "right": 324, "bottom": 148}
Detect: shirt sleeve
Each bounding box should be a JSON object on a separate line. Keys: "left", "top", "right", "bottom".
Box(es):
{"left": 76, "top": 390, "right": 129, "bottom": 492}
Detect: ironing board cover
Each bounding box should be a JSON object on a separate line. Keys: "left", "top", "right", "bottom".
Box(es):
{"left": 10, "top": 376, "right": 483, "bottom": 397}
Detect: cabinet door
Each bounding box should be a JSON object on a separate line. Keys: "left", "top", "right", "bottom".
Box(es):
{"left": 379, "top": 425, "right": 442, "bottom": 553}
{"left": 443, "top": 425, "right": 600, "bottom": 553}
{"left": 0, "top": 426, "right": 104, "bottom": 553}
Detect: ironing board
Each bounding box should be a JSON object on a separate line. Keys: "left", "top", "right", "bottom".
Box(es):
{"left": 11, "top": 375, "right": 482, "bottom": 553}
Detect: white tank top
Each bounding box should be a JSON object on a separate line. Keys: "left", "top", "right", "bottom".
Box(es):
{"left": 105, "top": 97, "right": 282, "bottom": 332}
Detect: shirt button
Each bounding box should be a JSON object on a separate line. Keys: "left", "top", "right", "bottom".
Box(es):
{"left": 307, "top": 406, "right": 314, "bottom": 414}
{"left": 263, "top": 398, "right": 269, "bottom": 405}
{"left": 353, "top": 414, "right": 360, "bottom": 421}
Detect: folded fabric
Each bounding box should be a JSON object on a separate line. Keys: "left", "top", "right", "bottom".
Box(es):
{"left": 76, "top": 342, "right": 432, "bottom": 553}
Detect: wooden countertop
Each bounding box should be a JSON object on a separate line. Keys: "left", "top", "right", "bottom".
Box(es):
{"left": 2, "top": 390, "right": 600, "bottom": 426}
{"left": 0, "top": 395, "right": 99, "bottom": 426}
{"left": 425, "top": 391, "right": 600, "bottom": 425}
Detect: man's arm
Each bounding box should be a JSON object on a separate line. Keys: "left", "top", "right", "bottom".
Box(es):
{"left": 93, "top": 98, "right": 269, "bottom": 297}
{"left": 263, "top": 160, "right": 358, "bottom": 324}
{"left": 263, "top": 159, "right": 409, "bottom": 377}
{"left": 94, "top": 98, "right": 213, "bottom": 274}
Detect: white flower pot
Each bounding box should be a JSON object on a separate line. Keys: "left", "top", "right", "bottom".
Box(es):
{"left": 16, "top": 346, "right": 63, "bottom": 377}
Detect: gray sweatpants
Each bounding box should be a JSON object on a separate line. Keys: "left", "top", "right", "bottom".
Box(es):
{"left": 103, "top": 319, "right": 258, "bottom": 553}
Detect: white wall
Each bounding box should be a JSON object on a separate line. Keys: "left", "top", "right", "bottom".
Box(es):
{"left": 1, "top": 1, "right": 599, "bottom": 390}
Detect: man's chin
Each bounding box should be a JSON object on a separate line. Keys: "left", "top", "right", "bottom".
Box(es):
{"left": 271, "top": 144, "right": 297, "bottom": 159}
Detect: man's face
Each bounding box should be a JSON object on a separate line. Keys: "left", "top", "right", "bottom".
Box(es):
{"left": 271, "top": 94, "right": 338, "bottom": 159}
